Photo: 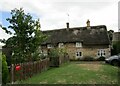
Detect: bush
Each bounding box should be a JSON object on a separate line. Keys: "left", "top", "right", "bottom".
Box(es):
{"left": 82, "top": 56, "right": 94, "bottom": 61}
{"left": 49, "top": 48, "right": 60, "bottom": 67}
{"left": 40, "top": 53, "right": 47, "bottom": 60}
{"left": 49, "top": 48, "right": 59, "bottom": 58}
{"left": 2, "top": 54, "right": 9, "bottom": 84}
{"left": 48, "top": 48, "right": 69, "bottom": 67}
{"left": 112, "top": 41, "right": 120, "bottom": 55}
{"left": 32, "top": 52, "right": 41, "bottom": 61}
{"left": 97, "top": 56, "right": 105, "bottom": 61}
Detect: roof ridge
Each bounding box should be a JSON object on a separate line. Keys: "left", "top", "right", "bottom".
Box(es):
{"left": 42, "top": 25, "right": 106, "bottom": 32}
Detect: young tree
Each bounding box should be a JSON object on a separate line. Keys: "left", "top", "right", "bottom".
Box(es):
{"left": 2, "top": 54, "right": 9, "bottom": 84}
{"left": 0, "top": 8, "right": 47, "bottom": 63}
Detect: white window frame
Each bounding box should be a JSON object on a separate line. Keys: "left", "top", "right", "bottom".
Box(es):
{"left": 76, "top": 42, "right": 82, "bottom": 47}
{"left": 97, "top": 49, "right": 106, "bottom": 57}
{"left": 76, "top": 51, "right": 82, "bottom": 58}
{"left": 47, "top": 44, "right": 53, "bottom": 49}
{"left": 58, "top": 43, "right": 64, "bottom": 48}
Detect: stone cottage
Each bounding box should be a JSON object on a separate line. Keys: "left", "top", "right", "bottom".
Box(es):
{"left": 41, "top": 20, "right": 111, "bottom": 60}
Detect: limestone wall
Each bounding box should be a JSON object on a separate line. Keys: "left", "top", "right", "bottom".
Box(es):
{"left": 42, "top": 43, "right": 111, "bottom": 60}
{"left": 65, "top": 43, "right": 110, "bottom": 60}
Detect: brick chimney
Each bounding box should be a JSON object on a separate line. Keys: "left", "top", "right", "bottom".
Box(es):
{"left": 86, "top": 19, "right": 90, "bottom": 27}
{"left": 66, "top": 22, "right": 69, "bottom": 28}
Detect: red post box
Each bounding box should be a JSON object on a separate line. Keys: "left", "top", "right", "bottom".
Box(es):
{"left": 15, "top": 65, "right": 21, "bottom": 71}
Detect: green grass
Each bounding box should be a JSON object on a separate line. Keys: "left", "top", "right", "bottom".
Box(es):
{"left": 0, "top": 51, "right": 1, "bottom": 55}
{"left": 0, "top": 50, "right": 1, "bottom": 57}
{"left": 17, "top": 62, "right": 118, "bottom": 84}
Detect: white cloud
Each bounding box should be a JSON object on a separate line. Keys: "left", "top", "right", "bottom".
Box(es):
{"left": 79, "top": 1, "right": 118, "bottom": 31}
{"left": 0, "top": 0, "right": 119, "bottom": 42}
{"left": 0, "top": 27, "right": 11, "bottom": 46}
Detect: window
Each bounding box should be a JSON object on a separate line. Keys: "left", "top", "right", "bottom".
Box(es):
{"left": 97, "top": 49, "right": 105, "bottom": 57}
{"left": 58, "top": 43, "right": 64, "bottom": 48}
{"left": 47, "top": 44, "right": 53, "bottom": 49}
{"left": 76, "top": 52, "right": 82, "bottom": 57}
{"left": 76, "top": 42, "right": 82, "bottom": 47}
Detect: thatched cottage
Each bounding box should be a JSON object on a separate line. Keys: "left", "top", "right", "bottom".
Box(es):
{"left": 41, "top": 20, "right": 111, "bottom": 60}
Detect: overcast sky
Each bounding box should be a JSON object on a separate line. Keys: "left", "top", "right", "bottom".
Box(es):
{"left": 0, "top": 0, "right": 119, "bottom": 45}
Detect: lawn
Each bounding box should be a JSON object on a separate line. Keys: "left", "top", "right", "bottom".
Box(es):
{"left": 0, "top": 51, "right": 1, "bottom": 55}
{"left": 17, "top": 62, "right": 118, "bottom": 84}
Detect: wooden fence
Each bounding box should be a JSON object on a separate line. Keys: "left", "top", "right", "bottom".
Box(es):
{"left": 49, "top": 53, "right": 70, "bottom": 67}
{"left": 10, "top": 58, "right": 49, "bottom": 83}
{"left": 59, "top": 54, "right": 69, "bottom": 65}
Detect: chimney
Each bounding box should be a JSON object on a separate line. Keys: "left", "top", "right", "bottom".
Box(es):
{"left": 86, "top": 19, "right": 90, "bottom": 27}
{"left": 66, "top": 22, "right": 69, "bottom": 28}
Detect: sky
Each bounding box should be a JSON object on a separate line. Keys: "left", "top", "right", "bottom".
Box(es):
{"left": 0, "top": 0, "right": 119, "bottom": 45}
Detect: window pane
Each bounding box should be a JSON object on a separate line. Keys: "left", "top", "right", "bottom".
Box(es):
{"left": 98, "top": 53, "right": 100, "bottom": 56}
{"left": 76, "top": 42, "right": 82, "bottom": 47}
{"left": 76, "top": 51, "right": 82, "bottom": 57}
{"left": 47, "top": 44, "right": 52, "bottom": 48}
{"left": 103, "top": 50, "right": 105, "bottom": 55}
{"left": 104, "top": 53, "right": 105, "bottom": 55}
{"left": 60, "top": 43, "right": 64, "bottom": 48}
{"left": 76, "top": 52, "right": 79, "bottom": 56}
{"left": 79, "top": 52, "right": 81, "bottom": 56}
{"left": 97, "top": 49, "right": 105, "bottom": 56}
{"left": 98, "top": 51, "right": 100, "bottom": 56}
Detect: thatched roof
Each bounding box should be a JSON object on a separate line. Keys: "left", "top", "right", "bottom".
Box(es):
{"left": 42, "top": 25, "right": 110, "bottom": 45}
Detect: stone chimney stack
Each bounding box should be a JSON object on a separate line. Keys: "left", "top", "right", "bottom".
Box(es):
{"left": 66, "top": 22, "right": 69, "bottom": 28}
{"left": 86, "top": 19, "right": 90, "bottom": 27}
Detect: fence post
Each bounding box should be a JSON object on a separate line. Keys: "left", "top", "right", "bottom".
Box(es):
{"left": 11, "top": 64, "right": 14, "bottom": 84}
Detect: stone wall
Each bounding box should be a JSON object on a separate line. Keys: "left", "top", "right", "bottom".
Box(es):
{"left": 65, "top": 43, "right": 110, "bottom": 60}
{"left": 42, "top": 43, "right": 111, "bottom": 60}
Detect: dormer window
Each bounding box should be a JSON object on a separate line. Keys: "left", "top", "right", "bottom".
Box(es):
{"left": 58, "top": 43, "right": 64, "bottom": 48}
{"left": 76, "top": 42, "right": 82, "bottom": 47}
{"left": 47, "top": 44, "right": 53, "bottom": 49}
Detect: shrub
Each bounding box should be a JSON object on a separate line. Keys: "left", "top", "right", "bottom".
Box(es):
{"left": 49, "top": 48, "right": 59, "bottom": 58}
{"left": 40, "top": 53, "right": 47, "bottom": 60}
{"left": 112, "top": 41, "right": 120, "bottom": 55}
{"left": 32, "top": 52, "right": 41, "bottom": 61}
{"left": 48, "top": 48, "right": 59, "bottom": 67}
{"left": 82, "top": 56, "right": 94, "bottom": 61}
{"left": 2, "top": 54, "right": 9, "bottom": 84}
{"left": 48, "top": 48, "right": 69, "bottom": 67}
{"left": 97, "top": 56, "right": 105, "bottom": 61}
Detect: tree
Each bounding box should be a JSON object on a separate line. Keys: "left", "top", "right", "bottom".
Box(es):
{"left": 0, "top": 8, "right": 47, "bottom": 63}
{"left": 2, "top": 54, "right": 9, "bottom": 84}
{"left": 112, "top": 41, "right": 120, "bottom": 55}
